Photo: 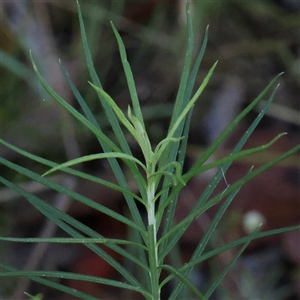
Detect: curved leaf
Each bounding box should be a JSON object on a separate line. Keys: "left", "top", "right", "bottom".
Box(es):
{"left": 43, "top": 152, "right": 147, "bottom": 176}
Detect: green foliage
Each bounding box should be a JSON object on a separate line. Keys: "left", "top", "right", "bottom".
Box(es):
{"left": 1, "top": 1, "right": 299, "bottom": 299}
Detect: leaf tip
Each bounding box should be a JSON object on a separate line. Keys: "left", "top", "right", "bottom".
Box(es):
{"left": 279, "top": 132, "right": 288, "bottom": 137}
{"left": 110, "top": 21, "right": 116, "bottom": 31}
{"left": 88, "top": 81, "right": 96, "bottom": 89}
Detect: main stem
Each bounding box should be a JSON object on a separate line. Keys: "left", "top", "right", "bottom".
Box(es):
{"left": 147, "top": 175, "right": 160, "bottom": 300}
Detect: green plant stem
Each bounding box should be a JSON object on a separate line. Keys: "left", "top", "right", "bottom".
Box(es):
{"left": 148, "top": 224, "right": 160, "bottom": 300}
{"left": 147, "top": 167, "right": 160, "bottom": 299}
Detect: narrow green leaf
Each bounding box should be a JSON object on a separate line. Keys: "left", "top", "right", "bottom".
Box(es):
{"left": 76, "top": 0, "right": 101, "bottom": 88}
{"left": 43, "top": 152, "right": 147, "bottom": 177}
{"left": 187, "top": 133, "right": 286, "bottom": 177}
{"left": 169, "top": 4, "right": 194, "bottom": 128}
{"left": 0, "top": 237, "right": 147, "bottom": 250}
{"left": 111, "top": 21, "right": 144, "bottom": 128}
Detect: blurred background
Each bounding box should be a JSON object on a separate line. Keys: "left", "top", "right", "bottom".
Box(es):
{"left": 0, "top": 0, "right": 299, "bottom": 299}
